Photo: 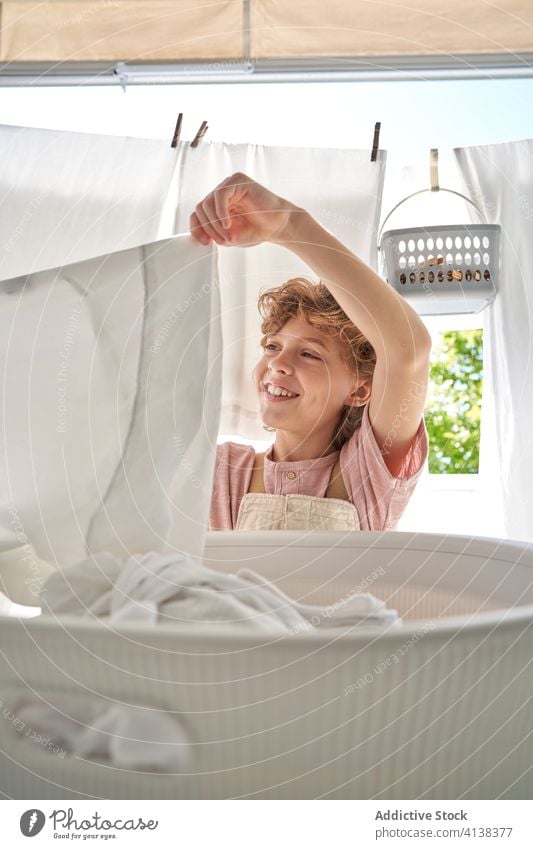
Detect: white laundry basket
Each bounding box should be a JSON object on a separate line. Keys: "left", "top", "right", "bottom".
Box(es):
{"left": 378, "top": 149, "right": 500, "bottom": 315}
{"left": 0, "top": 530, "right": 532, "bottom": 800}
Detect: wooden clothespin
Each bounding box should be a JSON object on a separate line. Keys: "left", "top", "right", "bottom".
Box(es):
{"left": 171, "top": 113, "right": 183, "bottom": 149}
{"left": 190, "top": 120, "right": 208, "bottom": 148}
{"left": 371, "top": 121, "right": 381, "bottom": 162}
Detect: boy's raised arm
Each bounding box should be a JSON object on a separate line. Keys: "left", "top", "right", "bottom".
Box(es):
{"left": 191, "top": 173, "right": 432, "bottom": 475}
{"left": 275, "top": 208, "right": 431, "bottom": 476}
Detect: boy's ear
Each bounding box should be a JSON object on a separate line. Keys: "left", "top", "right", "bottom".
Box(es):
{"left": 345, "top": 378, "right": 372, "bottom": 407}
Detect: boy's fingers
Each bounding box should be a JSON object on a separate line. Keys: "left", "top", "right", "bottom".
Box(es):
{"left": 201, "top": 195, "right": 228, "bottom": 240}
{"left": 214, "top": 186, "right": 233, "bottom": 229}
{"left": 189, "top": 211, "right": 211, "bottom": 245}
{"left": 194, "top": 204, "right": 225, "bottom": 244}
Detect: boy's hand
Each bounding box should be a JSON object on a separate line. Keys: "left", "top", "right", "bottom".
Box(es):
{"left": 190, "top": 173, "right": 297, "bottom": 247}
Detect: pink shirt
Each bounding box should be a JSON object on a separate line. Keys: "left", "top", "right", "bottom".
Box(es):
{"left": 209, "top": 404, "right": 429, "bottom": 531}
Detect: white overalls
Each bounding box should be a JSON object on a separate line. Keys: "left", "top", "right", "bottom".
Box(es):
{"left": 235, "top": 452, "right": 361, "bottom": 531}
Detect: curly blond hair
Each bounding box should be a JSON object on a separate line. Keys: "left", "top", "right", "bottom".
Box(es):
{"left": 257, "top": 277, "right": 376, "bottom": 450}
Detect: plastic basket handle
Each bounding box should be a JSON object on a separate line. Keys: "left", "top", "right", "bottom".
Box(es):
{"left": 377, "top": 187, "right": 486, "bottom": 250}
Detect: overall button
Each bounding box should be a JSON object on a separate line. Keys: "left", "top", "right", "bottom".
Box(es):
{"left": 286, "top": 471, "right": 297, "bottom": 480}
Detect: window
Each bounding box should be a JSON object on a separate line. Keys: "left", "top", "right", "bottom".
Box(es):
{"left": 426, "top": 326, "right": 483, "bottom": 475}
{"left": 422, "top": 311, "right": 484, "bottom": 477}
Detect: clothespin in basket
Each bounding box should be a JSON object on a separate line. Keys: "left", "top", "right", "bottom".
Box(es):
{"left": 191, "top": 120, "right": 208, "bottom": 148}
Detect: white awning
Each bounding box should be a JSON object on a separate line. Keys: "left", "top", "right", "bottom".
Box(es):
{"left": 1, "top": 1, "right": 531, "bottom": 61}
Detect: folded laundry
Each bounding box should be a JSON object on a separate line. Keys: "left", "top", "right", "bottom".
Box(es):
{"left": 15, "top": 550, "right": 400, "bottom": 772}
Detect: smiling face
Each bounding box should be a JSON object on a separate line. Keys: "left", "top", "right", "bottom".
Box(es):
{"left": 253, "top": 316, "right": 370, "bottom": 456}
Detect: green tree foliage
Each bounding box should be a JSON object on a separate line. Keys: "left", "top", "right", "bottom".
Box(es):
{"left": 425, "top": 329, "right": 483, "bottom": 474}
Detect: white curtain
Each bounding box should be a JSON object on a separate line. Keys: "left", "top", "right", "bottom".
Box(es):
{"left": 378, "top": 152, "right": 504, "bottom": 539}
{"left": 0, "top": 235, "right": 221, "bottom": 567}
{"left": 455, "top": 139, "right": 533, "bottom": 544}
{"left": 172, "top": 142, "right": 387, "bottom": 438}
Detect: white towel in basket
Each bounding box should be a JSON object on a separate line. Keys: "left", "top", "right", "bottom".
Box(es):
{"left": 237, "top": 568, "right": 401, "bottom": 629}
{"left": 40, "top": 549, "right": 401, "bottom": 631}
{"left": 15, "top": 694, "right": 191, "bottom": 773}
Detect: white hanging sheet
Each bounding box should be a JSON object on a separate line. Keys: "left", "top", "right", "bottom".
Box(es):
{"left": 0, "top": 235, "right": 221, "bottom": 567}
{"left": 0, "top": 124, "right": 180, "bottom": 280}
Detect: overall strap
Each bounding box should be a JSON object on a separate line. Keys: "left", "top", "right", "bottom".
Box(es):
{"left": 247, "top": 452, "right": 266, "bottom": 493}
{"left": 325, "top": 457, "right": 350, "bottom": 501}
{"left": 247, "top": 452, "right": 350, "bottom": 501}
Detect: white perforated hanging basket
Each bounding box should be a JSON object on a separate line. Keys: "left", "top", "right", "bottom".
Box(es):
{"left": 378, "top": 151, "right": 500, "bottom": 315}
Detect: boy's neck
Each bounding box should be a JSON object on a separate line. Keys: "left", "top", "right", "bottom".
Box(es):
{"left": 270, "top": 430, "right": 339, "bottom": 463}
